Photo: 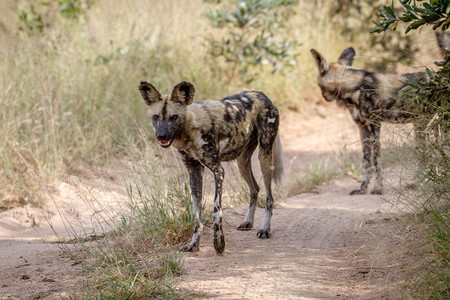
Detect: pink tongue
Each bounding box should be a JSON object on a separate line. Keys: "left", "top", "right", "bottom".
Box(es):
{"left": 160, "top": 140, "right": 170, "bottom": 146}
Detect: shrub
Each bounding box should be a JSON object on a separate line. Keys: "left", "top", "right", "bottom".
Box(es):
{"left": 204, "top": 0, "right": 300, "bottom": 83}
{"left": 373, "top": 1, "right": 450, "bottom": 297}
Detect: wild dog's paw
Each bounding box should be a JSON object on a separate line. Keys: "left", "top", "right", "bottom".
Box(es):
{"left": 237, "top": 221, "right": 253, "bottom": 231}
{"left": 370, "top": 188, "right": 383, "bottom": 195}
{"left": 181, "top": 242, "right": 199, "bottom": 252}
{"left": 213, "top": 231, "right": 225, "bottom": 254}
{"left": 257, "top": 229, "right": 270, "bottom": 239}
{"left": 350, "top": 188, "right": 367, "bottom": 195}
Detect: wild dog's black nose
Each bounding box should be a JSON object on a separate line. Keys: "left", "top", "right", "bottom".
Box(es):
{"left": 156, "top": 132, "right": 168, "bottom": 141}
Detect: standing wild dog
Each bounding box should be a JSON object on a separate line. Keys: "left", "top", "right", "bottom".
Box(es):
{"left": 138, "top": 81, "right": 283, "bottom": 254}
{"left": 311, "top": 47, "right": 428, "bottom": 195}
{"left": 435, "top": 29, "right": 450, "bottom": 55}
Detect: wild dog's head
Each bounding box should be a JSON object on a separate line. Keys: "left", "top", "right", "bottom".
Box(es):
{"left": 139, "top": 81, "right": 195, "bottom": 148}
{"left": 310, "top": 47, "right": 356, "bottom": 102}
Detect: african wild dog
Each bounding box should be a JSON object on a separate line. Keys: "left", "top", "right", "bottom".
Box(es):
{"left": 311, "top": 47, "right": 429, "bottom": 195}
{"left": 138, "top": 81, "right": 283, "bottom": 254}
{"left": 435, "top": 29, "right": 450, "bottom": 55}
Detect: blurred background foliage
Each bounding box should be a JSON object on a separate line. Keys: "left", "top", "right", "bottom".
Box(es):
{"left": 204, "top": 0, "right": 300, "bottom": 83}
{"left": 329, "top": 0, "right": 417, "bottom": 71}
{"left": 0, "top": 0, "right": 441, "bottom": 209}
{"left": 17, "top": 0, "right": 95, "bottom": 33}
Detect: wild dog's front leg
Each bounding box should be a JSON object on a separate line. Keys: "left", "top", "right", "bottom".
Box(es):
{"left": 350, "top": 123, "right": 374, "bottom": 195}
{"left": 180, "top": 153, "right": 204, "bottom": 252}
{"left": 370, "top": 124, "right": 383, "bottom": 195}
{"left": 210, "top": 164, "right": 226, "bottom": 254}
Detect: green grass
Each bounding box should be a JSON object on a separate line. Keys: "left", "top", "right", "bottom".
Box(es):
{"left": 380, "top": 121, "right": 449, "bottom": 298}
{"left": 288, "top": 160, "right": 337, "bottom": 195}
{"left": 58, "top": 152, "right": 196, "bottom": 299}
{"left": 287, "top": 150, "right": 361, "bottom": 196}
{"left": 411, "top": 143, "right": 450, "bottom": 299}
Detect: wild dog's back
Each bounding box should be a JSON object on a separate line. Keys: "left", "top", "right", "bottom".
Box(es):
{"left": 346, "top": 70, "right": 429, "bottom": 122}
{"left": 314, "top": 58, "right": 428, "bottom": 123}
{"left": 182, "top": 91, "right": 279, "bottom": 162}
{"left": 220, "top": 91, "right": 279, "bottom": 161}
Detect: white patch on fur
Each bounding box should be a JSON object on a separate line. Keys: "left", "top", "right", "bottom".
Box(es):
{"left": 375, "top": 156, "right": 382, "bottom": 168}
{"left": 261, "top": 211, "right": 272, "bottom": 230}
{"left": 219, "top": 138, "right": 230, "bottom": 152}
{"left": 244, "top": 205, "right": 256, "bottom": 223}
{"left": 212, "top": 209, "right": 223, "bottom": 223}
{"left": 391, "top": 110, "right": 400, "bottom": 118}
{"left": 268, "top": 117, "right": 276, "bottom": 123}
{"left": 351, "top": 108, "right": 360, "bottom": 120}
{"left": 195, "top": 136, "right": 207, "bottom": 149}
{"left": 214, "top": 193, "right": 221, "bottom": 207}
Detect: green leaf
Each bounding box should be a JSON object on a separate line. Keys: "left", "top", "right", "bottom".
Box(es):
{"left": 405, "top": 18, "right": 427, "bottom": 33}
{"left": 385, "top": 5, "right": 397, "bottom": 18}
{"left": 426, "top": 68, "right": 435, "bottom": 78}
{"left": 432, "top": 19, "right": 446, "bottom": 29}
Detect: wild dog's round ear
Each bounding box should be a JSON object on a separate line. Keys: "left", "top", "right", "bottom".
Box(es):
{"left": 139, "top": 81, "right": 162, "bottom": 106}
{"left": 338, "top": 47, "right": 356, "bottom": 66}
{"left": 310, "top": 49, "right": 329, "bottom": 76}
{"left": 171, "top": 81, "right": 195, "bottom": 105}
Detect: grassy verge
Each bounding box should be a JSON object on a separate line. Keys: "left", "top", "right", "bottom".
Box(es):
{"left": 409, "top": 137, "right": 449, "bottom": 298}
{"left": 381, "top": 121, "right": 449, "bottom": 298}
{"left": 286, "top": 149, "right": 361, "bottom": 196}
{"left": 58, "top": 143, "right": 195, "bottom": 298}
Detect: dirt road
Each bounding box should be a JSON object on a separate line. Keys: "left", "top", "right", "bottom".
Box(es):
{"left": 180, "top": 178, "right": 413, "bottom": 299}
{"left": 0, "top": 107, "right": 418, "bottom": 299}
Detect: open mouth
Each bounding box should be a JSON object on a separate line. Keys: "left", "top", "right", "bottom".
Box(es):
{"left": 158, "top": 139, "right": 173, "bottom": 148}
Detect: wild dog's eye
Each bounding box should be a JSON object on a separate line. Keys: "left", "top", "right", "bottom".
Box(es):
{"left": 152, "top": 115, "right": 159, "bottom": 122}
{"left": 169, "top": 115, "right": 179, "bottom": 121}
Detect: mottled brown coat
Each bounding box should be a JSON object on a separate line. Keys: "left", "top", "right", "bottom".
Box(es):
{"left": 139, "top": 81, "right": 283, "bottom": 254}
{"left": 311, "top": 47, "right": 429, "bottom": 195}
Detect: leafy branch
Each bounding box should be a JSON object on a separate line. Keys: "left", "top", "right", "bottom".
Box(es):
{"left": 372, "top": 0, "right": 450, "bottom": 33}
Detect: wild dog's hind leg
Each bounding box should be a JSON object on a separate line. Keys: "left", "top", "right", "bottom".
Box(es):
{"left": 236, "top": 138, "right": 260, "bottom": 231}
{"left": 256, "top": 108, "right": 279, "bottom": 239}
{"left": 257, "top": 147, "right": 275, "bottom": 239}
{"left": 370, "top": 124, "right": 383, "bottom": 195}
{"left": 180, "top": 152, "right": 204, "bottom": 252}
{"left": 351, "top": 123, "right": 374, "bottom": 195}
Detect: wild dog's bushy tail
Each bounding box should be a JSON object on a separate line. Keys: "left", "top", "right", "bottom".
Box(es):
{"left": 272, "top": 134, "right": 284, "bottom": 184}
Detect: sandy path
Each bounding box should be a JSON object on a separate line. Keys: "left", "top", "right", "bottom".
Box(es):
{"left": 0, "top": 240, "right": 81, "bottom": 299}
{"left": 180, "top": 179, "right": 410, "bottom": 299}
{"left": 0, "top": 106, "right": 418, "bottom": 299}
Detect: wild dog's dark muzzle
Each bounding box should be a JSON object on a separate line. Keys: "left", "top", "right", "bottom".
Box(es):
{"left": 156, "top": 131, "right": 169, "bottom": 141}
{"left": 155, "top": 121, "right": 173, "bottom": 148}
{"left": 320, "top": 87, "right": 338, "bottom": 102}
{"left": 155, "top": 120, "right": 179, "bottom": 148}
